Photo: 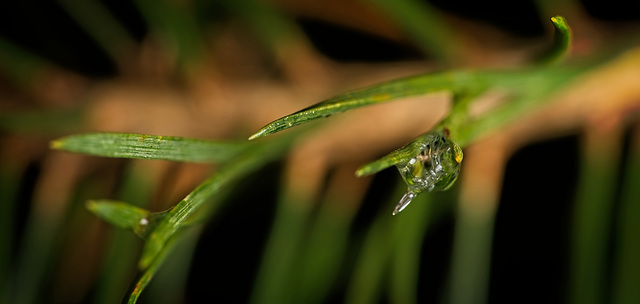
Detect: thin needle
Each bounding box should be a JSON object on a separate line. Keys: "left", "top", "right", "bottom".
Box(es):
{"left": 393, "top": 191, "right": 416, "bottom": 215}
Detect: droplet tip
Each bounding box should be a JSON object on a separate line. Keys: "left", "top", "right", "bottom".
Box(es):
{"left": 392, "top": 191, "right": 416, "bottom": 216}
{"left": 392, "top": 205, "right": 405, "bottom": 216}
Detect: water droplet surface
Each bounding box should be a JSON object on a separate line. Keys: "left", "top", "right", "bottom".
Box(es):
{"left": 393, "top": 130, "right": 462, "bottom": 215}
{"left": 393, "top": 192, "right": 416, "bottom": 215}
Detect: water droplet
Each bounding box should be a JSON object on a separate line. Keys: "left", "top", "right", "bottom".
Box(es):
{"left": 393, "top": 130, "right": 462, "bottom": 214}
{"left": 139, "top": 218, "right": 149, "bottom": 226}
{"left": 393, "top": 191, "right": 416, "bottom": 215}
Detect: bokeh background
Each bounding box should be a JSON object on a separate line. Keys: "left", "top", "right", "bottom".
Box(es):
{"left": 1, "top": 0, "right": 640, "bottom": 303}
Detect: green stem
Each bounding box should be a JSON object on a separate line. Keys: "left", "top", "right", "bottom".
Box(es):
{"left": 612, "top": 130, "right": 640, "bottom": 304}
{"left": 144, "top": 227, "right": 201, "bottom": 304}
{"left": 389, "top": 188, "right": 433, "bottom": 304}
{"left": 570, "top": 129, "right": 621, "bottom": 304}
{"left": 93, "top": 162, "right": 155, "bottom": 304}
{"left": 250, "top": 198, "right": 312, "bottom": 304}
{"left": 127, "top": 229, "right": 189, "bottom": 304}
{"left": 346, "top": 210, "right": 393, "bottom": 304}
{"left": 0, "top": 167, "right": 20, "bottom": 298}
{"left": 447, "top": 205, "right": 496, "bottom": 304}
{"left": 139, "top": 135, "right": 294, "bottom": 270}
{"left": 535, "top": 16, "right": 572, "bottom": 65}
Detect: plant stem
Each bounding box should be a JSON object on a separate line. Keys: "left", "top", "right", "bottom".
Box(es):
{"left": 570, "top": 126, "right": 622, "bottom": 304}
{"left": 612, "top": 126, "right": 640, "bottom": 304}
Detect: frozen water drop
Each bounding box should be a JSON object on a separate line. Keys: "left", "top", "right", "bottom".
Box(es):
{"left": 393, "top": 191, "right": 416, "bottom": 215}
{"left": 392, "top": 130, "right": 463, "bottom": 214}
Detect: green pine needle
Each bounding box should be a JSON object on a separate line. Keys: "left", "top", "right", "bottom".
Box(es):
{"left": 52, "top": 132, "right": 249, "bottom": 163}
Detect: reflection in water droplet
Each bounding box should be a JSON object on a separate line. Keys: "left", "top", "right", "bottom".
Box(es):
{"left": 139, "top": 218, "right": 149, "bottom": 226}
{"left": 393, "top": 130, "right": 462, "bottom": 215}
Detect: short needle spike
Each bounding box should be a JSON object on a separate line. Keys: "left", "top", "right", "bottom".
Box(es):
{"left": 393, "top": 192, "right": 416, "bottom": 215}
